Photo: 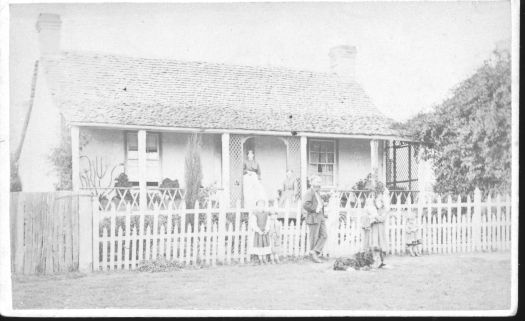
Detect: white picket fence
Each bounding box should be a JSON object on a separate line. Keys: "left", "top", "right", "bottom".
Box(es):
{"left": 92, "top": 189, "right": 512, "bottom": 271}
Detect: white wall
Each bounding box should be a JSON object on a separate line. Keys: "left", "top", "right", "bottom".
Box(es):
{"left": 19, "top": 64, "right": 62, "bottom": 191}
{"left": 80, "top": 130, "right": 222, "bottom": 188}
{"left": 161, "top": 132, "right": 221, "bottom": 187}
{"left": 336, "top": 138, "right": 371, "bottom": 189}
{"left": 79, "top": 128, "right": 126, "bottom": 188}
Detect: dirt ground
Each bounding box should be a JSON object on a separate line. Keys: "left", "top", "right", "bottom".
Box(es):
{"left": 12, "top": 252, "right": 511, "bottom": 311}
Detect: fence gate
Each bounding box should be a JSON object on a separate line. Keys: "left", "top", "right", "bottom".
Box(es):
{"left": 385, "top": 140, "right": 419, "bottom": 191}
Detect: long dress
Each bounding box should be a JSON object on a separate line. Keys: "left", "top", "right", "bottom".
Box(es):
{"left": 250, "top": 210, "right": 272, "bottom": 255}
{"left": 278, "top": 176, "right": 299, "bottom": 208}
{"left": 243, "top": 159, "right": 267, "bottom": 208}
{"left": 369, "top": 207, "right": 387, "bottom": 251}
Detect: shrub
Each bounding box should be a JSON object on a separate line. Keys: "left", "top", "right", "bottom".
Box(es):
{"left": 114, "top": 172, "right": 134, "bottom": 202}
{"left": 184, "top": 134, "right": 203, "bottom": 209}
{"left": 352, "top": 173, "right": 386, "bottom": 195}
{"left": 160, "top": 178, "right": 181, "bottom": 198}
{"left": 137, "top": 257, "right": 183, "bottom": 272}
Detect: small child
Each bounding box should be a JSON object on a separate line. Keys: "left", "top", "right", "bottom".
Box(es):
{"left": 367, "top": 196, "right": 388, "bottom": 268}
{"left": 268, "top": 211, "right": 282, "bottom": 264}
{"left": 405, "top": 211, "right": 422, "bottom": 256}
{"left": 249, "top": 199, "right": 272, "bottom": 264}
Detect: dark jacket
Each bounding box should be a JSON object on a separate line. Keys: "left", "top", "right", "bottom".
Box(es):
{"left": 302, "top": 188, "right": 324, "bottom": 224}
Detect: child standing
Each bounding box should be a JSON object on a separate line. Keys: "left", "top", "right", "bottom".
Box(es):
{"left": 367, "top": 195, "right": 388, "bottom": 268}
{"left": 268, "top": 211, "right": 282, "bottom": 263}
{"left": 405, "top": 211, "right": 422, "bottom": 256}
{"left": 249, "top": 199, "right": 272, "bottom": 264}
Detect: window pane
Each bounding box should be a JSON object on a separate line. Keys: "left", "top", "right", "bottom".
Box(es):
{"left": 327, "top": 153, "right": 334, "bottom": 163}
{"left": 325, "top": 164, "right": 333, "bottom": 173}
{"left": 310, "top": 152, "right": 319, "bottom": 163}
{"left": 311, "top": 142, "right": 320, "bottom": 152}
{"left": 326, "top": 142, "right": 335, "bottom": 153}
{"left": 146, "top": 134, "right": 158, "bottom": 153}
{"left": 127, "top": 133, "right": 138, "bottom": 151}
{"left": 320, "top": 153, "right": 327, "bottom": 163}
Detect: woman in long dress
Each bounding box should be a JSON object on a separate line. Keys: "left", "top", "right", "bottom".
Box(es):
{"left": 243, "top": 150, "right": 267, "bottom": 208}
{"left": 278, "top": 169, "right": 299, "bottom": 208}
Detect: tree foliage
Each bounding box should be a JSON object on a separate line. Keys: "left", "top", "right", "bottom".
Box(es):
{"left": 402, "top": 47, "right": 511, "bottom": 195}
{"left": 184, "top": 134, "right": 203, "bottom": 209}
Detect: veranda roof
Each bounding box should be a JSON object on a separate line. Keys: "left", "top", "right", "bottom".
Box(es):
{"left": 41, "top": 51, "right": 403, "bottom": 137}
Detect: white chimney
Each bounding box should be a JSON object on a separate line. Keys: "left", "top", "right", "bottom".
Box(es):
{"left": 35, "top": 13, "right": 62, "bottom": 56}
{"left": 329, "top": 45, "right": 357, "bottom": 81}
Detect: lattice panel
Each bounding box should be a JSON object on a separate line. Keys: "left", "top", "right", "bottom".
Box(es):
{"left": 229, "top": 134, "right": 245, "bottom": 207}
{"left": 285, "top": 136, "right": 302, "bottom": 197}
{"left": 385, "top": 140, "right": 419, "bottom": 191}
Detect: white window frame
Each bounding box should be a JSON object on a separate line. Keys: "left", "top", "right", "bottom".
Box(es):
{"left": 126, "top": 132, "right": 160, "bottom": 161}
{"left": 308, "top": 139, "right": 337, "bottom": 188}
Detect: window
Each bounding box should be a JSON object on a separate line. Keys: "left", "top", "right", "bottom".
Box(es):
{"left": 126, "top": 132, "right": 160, "bottom": 160}
{"left": 308, "top": 139, "right": 336, "bottom": 186}
{"left": 146, "top": 133, "right": 159, "bottom": 160}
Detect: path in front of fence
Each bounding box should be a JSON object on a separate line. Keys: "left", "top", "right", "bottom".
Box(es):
{"left": 93, "top": 190, "right": 512, "bottom": 271}
{"left": 12, "top": 251, "right": 511, "bottom": 310}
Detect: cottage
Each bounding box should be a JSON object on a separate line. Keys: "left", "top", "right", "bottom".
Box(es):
{"left": 19, "top": 13, "right": 422, "bottom": 208}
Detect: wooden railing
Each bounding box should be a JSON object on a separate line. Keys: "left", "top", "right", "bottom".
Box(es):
{"left": 82, "top": 187, "right": 224, "bottom": 211}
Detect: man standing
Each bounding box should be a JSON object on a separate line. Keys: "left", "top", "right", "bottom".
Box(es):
{"left": 302, "top": 176, "right": 327, "bottom": 263}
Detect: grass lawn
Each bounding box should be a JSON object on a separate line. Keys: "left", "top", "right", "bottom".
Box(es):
{"left": 12, "top": 251, "right": 510, "bottom": 311}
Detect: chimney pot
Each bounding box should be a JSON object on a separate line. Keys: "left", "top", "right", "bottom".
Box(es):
{"left": 35, "top": 13, "right": 62, "bottom": 56}
{"left": 329, "top": 45, "right": 357, "bottom": 81}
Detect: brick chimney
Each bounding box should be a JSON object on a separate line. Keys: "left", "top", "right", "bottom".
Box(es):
{"left": 35, "top": 13, "right": 62, "bottom": 56}
{"left": 329, "top": 45, "right": 357, "bottom": 81}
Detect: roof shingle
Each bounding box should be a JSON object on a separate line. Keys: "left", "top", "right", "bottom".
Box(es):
{"left": 41, "top": 51, "right": 401, "bottom": 137}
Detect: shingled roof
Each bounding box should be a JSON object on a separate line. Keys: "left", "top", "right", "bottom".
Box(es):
{"left": 40, "top": 51, "right": 402, "bottom": 137}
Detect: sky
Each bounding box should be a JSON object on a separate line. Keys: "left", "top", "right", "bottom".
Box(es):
{"left": 9, "top": 1, "right": 511, "bottom": 146}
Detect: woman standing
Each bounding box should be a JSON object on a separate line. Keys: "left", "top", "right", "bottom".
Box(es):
{"left": 243, "top": 150, "right": 267, "bottom": 208}
{"left": 279, "top": 169, "right": 299, "bottom": 208}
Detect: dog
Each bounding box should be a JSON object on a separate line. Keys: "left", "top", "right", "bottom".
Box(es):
{"left": 333, "top": 250, "right": 375, "bottom": 271}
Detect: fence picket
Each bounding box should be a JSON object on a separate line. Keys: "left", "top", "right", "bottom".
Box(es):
{"left": 166, "top": 213, "right": 173, "bottom": 262}
{"left": 173, "top": 221, "right": 179, "bottom": 261}
{"left": 12, "top": 188, "right": 500, "bottom": 274}
{"left": 234, "top": 206, "right": 241, "bottom": 263}
{"left": 102, "top": 227, "right": 108, "bottom": 270}
{"left": 124, "top": 213, "right": 130, "bottom": 270}
{"left": 146, "top": 225, "right": 153, "bottom": 262}
{"left": 116, "top": 226, "right": 123, "bottom": 269}
{"left": 180, "top": 204, "right": 187, "bottom": 265}
{"left": 503, "top": 196, "right": 508, "bottom": 250}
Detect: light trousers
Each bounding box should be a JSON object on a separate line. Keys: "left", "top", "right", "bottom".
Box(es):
{"left": 308, "top": 218, "right": 327, "bottom": 254}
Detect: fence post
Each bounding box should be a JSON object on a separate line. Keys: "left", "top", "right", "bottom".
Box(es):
{"left": 78, "top": 192, "right": 94, "bottom": 272}
{"left": 325, "top": 192, "right": 339, "bottom": 258}
{"left": 217, "top": 200, "right": 227, "bottom": 264}
{"left": 14, "top": 193, "right": 25, "bottom": 274}
{"left": 473, "top": 188, "right": 482, "bottom": 252}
